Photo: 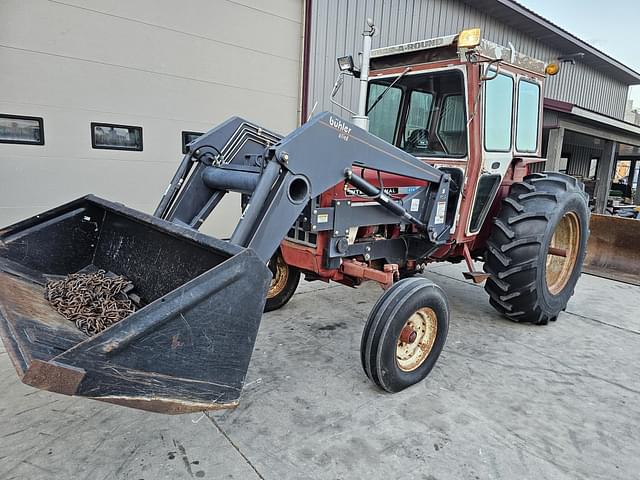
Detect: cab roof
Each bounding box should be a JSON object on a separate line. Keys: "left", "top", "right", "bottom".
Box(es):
{"left": 370, "top": 34, "right": 547, "bottom": 76}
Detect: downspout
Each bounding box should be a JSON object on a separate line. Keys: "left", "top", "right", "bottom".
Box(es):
{"left": 300, "top": 0, "right": 313, "bottom": 124}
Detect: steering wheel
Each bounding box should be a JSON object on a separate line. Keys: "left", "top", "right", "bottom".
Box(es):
{"left": 406, "top": 129, "right": 430, "bottom": 150}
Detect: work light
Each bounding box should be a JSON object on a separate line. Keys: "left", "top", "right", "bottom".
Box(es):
{"left": 457, "top": 28, "right": 481, "bottom": 48}
{"left": 337, "top": 55, "right": 355, "bottom": 72}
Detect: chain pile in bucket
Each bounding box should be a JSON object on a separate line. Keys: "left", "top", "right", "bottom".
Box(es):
{"left": 45, "top": 270, "right": 138, "bottom": 336}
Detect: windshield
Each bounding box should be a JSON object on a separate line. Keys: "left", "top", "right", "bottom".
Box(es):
{"left": 367, "top": 70, "right": 467, "bottom": 158}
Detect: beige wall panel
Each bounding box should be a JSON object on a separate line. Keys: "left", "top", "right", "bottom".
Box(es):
{"left": 0, "top": 46, "right": 298, "bottom": 132}
{"left": 0, "top": 0, "right": 300, "bottom": 101}
{"left": 48, "top": 0, "right": 302, "bottom": 57}
{"left": 0, "top": 49, "right": 297, "bottom": 144}
{"left": 0, "top": 0, "right": 303, "bottom": 236}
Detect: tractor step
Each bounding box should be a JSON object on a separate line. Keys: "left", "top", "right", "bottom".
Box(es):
{"left": 0, "top": 195, "right": 271, "bottom": 413}
{"left": 462, "top": 271, "right": 491, "bottom": 284}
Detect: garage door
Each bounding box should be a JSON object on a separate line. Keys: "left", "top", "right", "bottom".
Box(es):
{"left": 0, "top": 0, "right": 303, "bottom": 236}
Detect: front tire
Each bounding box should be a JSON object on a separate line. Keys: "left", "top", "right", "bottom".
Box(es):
{"left": 264, "top": 251, "right": 300, "bottom": 312}
{"left": 484, "top": 172, "right": 589, "bottom": 325}
{"left": 361, "top": 278, "right": 449, "bottom": 393}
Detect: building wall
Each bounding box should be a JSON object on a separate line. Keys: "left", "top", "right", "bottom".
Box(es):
{"left": 308, "top": 0, "right": 629, "bottom": 121}
{"left": 0, "top": 0, "right": 303, "bottom": 236}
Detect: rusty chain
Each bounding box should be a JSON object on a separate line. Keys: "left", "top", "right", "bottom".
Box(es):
{"left": 45, "top": 270, "right": 138, "bottom": 336}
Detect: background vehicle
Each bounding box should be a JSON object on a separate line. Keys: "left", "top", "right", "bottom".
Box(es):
{"left": 0, "top": 22, "right": 590, "bottom": 413}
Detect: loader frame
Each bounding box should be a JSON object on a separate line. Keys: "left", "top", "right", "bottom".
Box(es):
{"left": 156, "top": 34, "right": 547, "bottom": 289}
{"left": 156, "top": 111, "right": 454, "bottom": 281}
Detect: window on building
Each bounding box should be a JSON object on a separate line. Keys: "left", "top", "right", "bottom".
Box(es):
{"left": 614, "top": 160, "right": 631, "bottom": 183}
{"left": 559, "top": 156, "right": 569, "bottom": 173}
{"left": 484, "top": 71, "right": 514, "bottom": 152}
{"left": 588, "top": 158, "right": 599, "bottom": 179}
{"left": 367, "top": 84, "right": 402, "bottom": 144}
{"left": 515, "top": 80, "right": 541, "bottom": 152}
{"left": 0, "top": 114, "right": 44, "bottom": 145}
{"left": 91, "top": 123, "right": 142, "bottom": 151}
{"left": 182, "top": 131, "right": 204, "bottom": 154}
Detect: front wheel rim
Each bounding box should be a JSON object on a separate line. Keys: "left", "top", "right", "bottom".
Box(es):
{"left": 267, "top": 255, "right": 289, "bottom": 299}
{"left": 396, "top": 307, "right": 438, "bottom": 372}
{"left": 545, "top": 211, "right": 581, "bottom": 295}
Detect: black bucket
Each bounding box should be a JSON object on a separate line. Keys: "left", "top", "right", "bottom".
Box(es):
{"left": 0, "top": 195, "right": 271, "bottom": 413}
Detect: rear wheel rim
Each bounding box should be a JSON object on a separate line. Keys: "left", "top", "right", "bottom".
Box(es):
{"left": 545, "top": 211, "right": 580, "bottom": 295}
{"left": 396, "top": 307, "right": 438, "bottom": 372}
{"left": 267, "top": 255, "right": 289, "bottom": 299}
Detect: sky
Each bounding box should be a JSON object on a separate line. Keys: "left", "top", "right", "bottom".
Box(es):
{"left": 518, "top": 0, "right": 640, "bottom": 108}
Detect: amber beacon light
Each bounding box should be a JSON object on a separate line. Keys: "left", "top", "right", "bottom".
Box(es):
{"left": 545, "top": 62, "right": 561, "bottom": 76}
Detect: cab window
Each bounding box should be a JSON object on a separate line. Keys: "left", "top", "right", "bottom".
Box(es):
{"left": 484, "top": 72, "right": 514, "bottom": 152}
{"left": 367, "top": 84, "right": 401, "bottom": 144}
{"left": 367, "top": 69, "right": 467, "bottom": 158}
{"left": 515, "top": 80, "right": 541, "bottom": 152}
{"left": 403, "top": 91, "right": 434, "bottom": 149}
{"left": 438, "top": 95, "right": 466, "bottom": 156}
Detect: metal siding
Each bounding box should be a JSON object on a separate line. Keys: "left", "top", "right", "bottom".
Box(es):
{"left": 336, "top": 0, "right": 349, "bottom": 108}
{"left": 309, "top": 0, "right": 629, "bottom": 119}
{"left": 561, "top": 142, "right": 604, "bottom": 178}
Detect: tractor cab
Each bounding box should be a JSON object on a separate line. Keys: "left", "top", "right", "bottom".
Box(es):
{"left": 334, "top": 27, "right": 552, "bottom": 246}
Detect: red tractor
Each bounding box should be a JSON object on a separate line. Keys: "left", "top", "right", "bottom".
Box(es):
{"left": 264, "top": 24, "right": 589, "bottom": 391}
{"left": 0, "top": 23, "right": 588, "bottom": 412}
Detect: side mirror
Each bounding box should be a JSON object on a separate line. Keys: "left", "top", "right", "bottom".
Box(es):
{"left": 480, "top": 59, "right": 503, "bottom": 81}
{"left": 330, "top": 73, "right": 345, "bottom": 98}
{"left": 329, "top": 72, "right": 356, "bottom": 115}
{"left": 558, "top": 52, "right": 585, "bottom": 65}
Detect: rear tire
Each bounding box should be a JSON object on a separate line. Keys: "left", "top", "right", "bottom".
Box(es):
{"left": 484, "top": 172, "right": 589, "bottom": 325}
{"left": 361, "top": 278, "right": 449, "bottom": 393}
{"left": 264, "top": 251, "right": 300, "bottom": 312}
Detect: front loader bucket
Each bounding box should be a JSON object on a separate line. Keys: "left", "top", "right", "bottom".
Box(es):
{"left": 0, "top": 195, "right": 271, "bottom": 413}
{"left": 583, "top": 214, "right": 640, "bottom": 286}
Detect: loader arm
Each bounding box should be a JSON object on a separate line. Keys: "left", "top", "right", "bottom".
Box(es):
{"left": 155, "top": 116, "right": 282, "bottom": 228}
{"left": 157, "top": 111, "right": 452, "bottom": 264}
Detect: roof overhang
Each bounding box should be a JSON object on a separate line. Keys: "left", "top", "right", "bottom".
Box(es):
{"left": 459, "top": 0, "right": 640, "bottom": 85}
{"left": 544, "top": 99, "right": 640, "bottom": 147}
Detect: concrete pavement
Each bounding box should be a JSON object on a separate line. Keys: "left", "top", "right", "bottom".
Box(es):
{"left": 1, "top": 263, "right": 638, "bottom": 480}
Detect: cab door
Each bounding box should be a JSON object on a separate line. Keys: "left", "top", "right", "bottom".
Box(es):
{"left": 466, "top": 67, "right": 516, "bottom": 235}
{"left": 466, "top": 67, "right": 543, "bottom": 236}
